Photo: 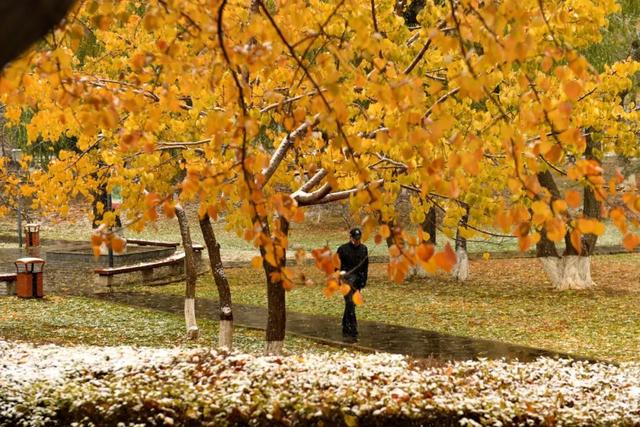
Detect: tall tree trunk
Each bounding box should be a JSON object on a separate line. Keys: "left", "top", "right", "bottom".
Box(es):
{"left": 536, "top": 161, "right": 599, "bottom": 290}
{"left": 536, "top": 170, "right": 564, "bottom": 287}
{"left": 263, "top": 215, "right": 289, "bottom": 355}
{"left": 564, "top": 134, "right": 601, "bottom": 289}
{"left": 451, "top": 204, "right": 469, "bottom": 281}
{"left": 175, "top": 204, "right": 199, "bottom": 340}
{"left": 423, "top": 206, "right": 437, "bottom": 245}
{"left": 199, "top": 214, "right": 234, "bottom": 349}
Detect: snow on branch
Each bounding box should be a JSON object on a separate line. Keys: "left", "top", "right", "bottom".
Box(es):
{"left": 297, "top": 179, "right": 384, "bottom": 206}
{"left": 261, "top": 114, "right": 320, "bottom": 188}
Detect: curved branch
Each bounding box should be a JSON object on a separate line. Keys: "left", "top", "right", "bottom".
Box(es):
{"left": 298, "top": 179, "right": 384, "bottom": 206}
{"left": 298, "top": 168, "right": 327, "bottom": 193}
{"left": 261, "top": 114, "right": 320, "bottom": 188}
{"left": 292, "top": 182, "right": 332, "bottom": 204}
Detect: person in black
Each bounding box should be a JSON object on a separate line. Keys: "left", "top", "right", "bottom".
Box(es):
{"left": 337, "top": 228, "right": 369, "bottom": 341}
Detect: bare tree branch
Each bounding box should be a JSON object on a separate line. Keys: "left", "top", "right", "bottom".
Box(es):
{"left": 292, "top": 182, "right": 332, "bottom": 204}
{"left": 423, "top": 87, "right": 460, "bottom": 120}
{"left": 298, "top": 168, "right": 327, "bottom": 193}
{"left": 404, "top": 39, "right": 432, "bottom": 75}
{"left": 261, "top": 114, "right": 320, "bottom": 187}
{"left": 298, "top": 179, "right": 384, "bottom": 206}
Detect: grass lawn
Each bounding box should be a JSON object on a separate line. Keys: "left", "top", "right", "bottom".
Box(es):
{"left": 135, "top": 253, "right": 640, "bottom": 363}
{"left": 0, "top": 295, "right": 341, "bottom": 354}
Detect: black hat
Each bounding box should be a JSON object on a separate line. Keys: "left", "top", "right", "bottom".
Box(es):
{"left": 350, "top": 228, "right": 362, "bottom": 239}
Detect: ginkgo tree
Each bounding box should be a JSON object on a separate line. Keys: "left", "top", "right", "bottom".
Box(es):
{"left": 2, "top": 0, "right": 640, "bottom": 355}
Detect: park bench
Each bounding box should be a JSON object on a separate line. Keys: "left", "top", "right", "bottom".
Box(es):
{"left": 125, "top": 239, "right": 180, "bottom": 248}
{"left": 125, "top": 239, "right": 204, "bottom": 257}
{"left": 0, "top": 273, "right": 17, "bottom": 296}
{"left": 94, "top": 244, "right": 205, "bottom": 287}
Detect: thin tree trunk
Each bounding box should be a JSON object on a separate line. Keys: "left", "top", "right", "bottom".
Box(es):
{"left": 91, "top": 181, "right": 109, "bottom": 228}
{"left": 451, "top": 204, "right": 469, "bottom": 281}
{"left": 264, "top": 215, "right": 289, "bottom": 355}
{"left": 199, "top": 213, "right": 233, "bottom": 349}
{"left": 176, "top": 203, "right": 199, "bottom": 340}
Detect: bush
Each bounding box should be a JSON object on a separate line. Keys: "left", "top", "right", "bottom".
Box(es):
{"left": 2, "top": 340, "right": 640, "bottom": 426}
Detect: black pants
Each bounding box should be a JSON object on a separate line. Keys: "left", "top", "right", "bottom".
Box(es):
{"left": 342, "top": 288, "right": 358, "bottom": 337}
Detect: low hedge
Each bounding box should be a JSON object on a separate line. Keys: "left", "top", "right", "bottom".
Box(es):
{"left": 2, "top": 340, "right": 640, "bottom": 426}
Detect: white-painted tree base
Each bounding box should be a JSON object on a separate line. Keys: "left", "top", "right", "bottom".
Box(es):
{"left": 539, "top": 256, "right": 595, "bottom": 290}
{"left": 451, "top": 248, "right": 469, "bottom": 282}
{"left": 218, "top": 320, "right": 233, "bottom": 350}
{"left": 264, "top": 340, "right": 284, "bottom": 356}
{"left": 407, "top": 265, "right": 429, "bottom": 279}
{"left": 184, "top": 298, "right": 199, "bottom": 340}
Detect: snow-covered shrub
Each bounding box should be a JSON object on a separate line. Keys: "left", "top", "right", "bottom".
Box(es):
{"left": 2, "top": 340, "right": 640, "bottom": 426}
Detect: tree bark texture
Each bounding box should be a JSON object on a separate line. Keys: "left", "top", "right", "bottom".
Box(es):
{"left": 451, "top": 204, "right": 469, "bottom": 281}
{"left": 423, "top": 206, "right": 437, "bottom": 245}
{"left": 536, "top": 164, "right": 598, "bottom": 290}
{"left": 263, "top": 215, "right": 289, "bottom": 355}
{"left": 199, "top": 213, "right": 233, "bottom": 349}
{"left": 176, "top": 203, "right": 199, "bottom": 339}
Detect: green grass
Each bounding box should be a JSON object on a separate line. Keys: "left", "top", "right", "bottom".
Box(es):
{"left": 0, "top": 204, "right": 392, "bottom": 258}
{"left": 135, "top": 253, "right": 640, "bottom": 362}
{"left": 583, "top": 0, "right": 640, "bottom": 72}
{"left": 0, "top": 295, "right": 340, "bottom": 354}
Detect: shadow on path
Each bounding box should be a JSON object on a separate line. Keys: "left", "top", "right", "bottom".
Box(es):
{"left": 94, "top": 292, "right": 592, "bottom": 362}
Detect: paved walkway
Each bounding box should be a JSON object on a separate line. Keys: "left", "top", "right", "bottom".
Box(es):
{"left": 0, "top": 242, "right": 594, "bottom": 362}
{"left": 95, "top": 291, "right": 591, "bottom": 362}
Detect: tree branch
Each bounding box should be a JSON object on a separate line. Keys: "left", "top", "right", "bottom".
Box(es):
{"left": 370, "top": 0, "right": 380, "bottom": 34}
{"left": 261, "top": 114, "right": 320, "bottom": 187}
{"left": 298, "top": 179, "right": 384, "bottom": 206}
{"left": 423, "top": 87, "right": 460, "bottom": 120}
{"left": 403, "top": 39, "right": 432, "bottom": 75}
{"left": 260, "top": 89, "right": 326, "bottom": 113}
{"left": 298, "top": 168, "right": 327, "bottom": 193}
{"left": 292, "top": 182, "right": 332, "bottom": 204}
{"left": 0, "top": 0, "right": 75, "bottom": 69}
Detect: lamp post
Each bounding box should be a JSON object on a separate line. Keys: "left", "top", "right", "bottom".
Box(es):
{"left": 10, "top": 148, "right": 23, "bottom": 248}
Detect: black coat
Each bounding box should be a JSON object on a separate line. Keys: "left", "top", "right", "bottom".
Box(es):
{"left": 337, "top": 242, "right": 368, "bottom": 289}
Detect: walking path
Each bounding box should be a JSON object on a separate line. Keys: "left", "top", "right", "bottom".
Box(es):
{"left": 0, "top": 242, "right": 595, "bottom": 361}
{"left": 94, "top": 291, "right": 591, "bottom": 362}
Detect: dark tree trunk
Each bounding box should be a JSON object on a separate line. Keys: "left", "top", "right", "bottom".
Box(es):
{"left": 536, "top": 170, "right": 561, "bottom": 259}
{"left": 536, "top": 153, "right": 597, "bottom": 289}
{"left": 422, "top": 206, "right": 437, "bottom": 245}
{"left": 264, "top": 215, "right": 289, "bottom": 355}
{"left": 582, "top": 134, "right": 601, "bottom": 256}
{"left": 199, "top": 213, "right": 234, "bottom": 348}
{"left": 383, "top": 218, "right": 397, "bottom": 248}
{"left": 175, "top": 203, "right": 199, "bottom": 340}
{"left": 91, "top": 182, "right": 109, "bottom": 228}
{"left": 537, "top": 228, "right": 560, "bottom": 258}
{"left": 0, "top": 0, "right": 76, "bottom": 69}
